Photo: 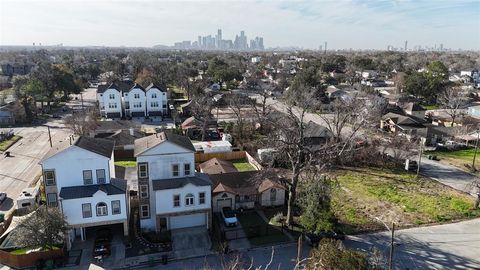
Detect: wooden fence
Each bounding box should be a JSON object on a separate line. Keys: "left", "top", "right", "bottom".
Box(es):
{"left": 0, "top": 248, "right": 64, "bottom": 269}
{"left": 194, "top": 151, "right": 247, "bottom": 163}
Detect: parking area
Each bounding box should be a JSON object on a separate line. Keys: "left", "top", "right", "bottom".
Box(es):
{"left": 171, "top": 226, "right": 212, "bottom": 259}
{"left": 68, "top": 224, "right": 125, "bottom": 269}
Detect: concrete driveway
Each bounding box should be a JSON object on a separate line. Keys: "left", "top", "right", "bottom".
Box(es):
{"left": 171, "top": 226, "right": 212, "bottom": 259}
{"left": 420, "top": 158, "right": 478, "bottom": 195}
{"left": 345, "top": 218, "right": 480, "bottom": 270}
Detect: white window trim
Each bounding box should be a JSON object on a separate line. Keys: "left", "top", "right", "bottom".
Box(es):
{"left": 172, "top": 164, "right": 180, "bottom": 177}
{"left": 96, "top": 202, "right": 108, "bottom": 216}
{"left": 139, "top": 163, "right": 148, "bottom": 178}
{"left": 112, "top": 200, "right": 121, "bottom": 215}
{"left": 140, "top": 185, "right": 149, "bottom": 199}
{"left": 96, "top": 169, "right": 106, "bottom": 184}
{"left": 173, "top": 194, "right": 181, "bottom": 207}
{"left": 199, "top": 192, "right": 206, "bottom": 205}
{"left": 184, "top": 163, "right": 191, "bottom": 176}
{"left": 185, "top": 193, "right": 194, "bottom": 206}
{"left": 44, "top": 170, "right": 56, "bottom": 186}
{"left": 140, "top": 204, "right": 150, "bottom": 218}
{"left": 82, "top": 203, "right": 92, "bottom": 218}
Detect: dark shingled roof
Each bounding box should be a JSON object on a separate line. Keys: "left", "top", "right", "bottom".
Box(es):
{"left": 97, "top": 84, "right": 109, "bottom": 94}
{"left": 152, "top": 173, "right": 211, "bottom": 191}
{"left": 124, "top": 83, "right": 145, "bottom": 93}
{"left": 209, "top": 171, "right": 285, "bottom": 195}
{"left": 42, "top": 136, "right": 114, "bottom": 161}
{"left": 134, "top": 131, "right": 195, "bottom": 156}
{"left": 97, "top": 81, "right": 135, "bottom": 94}
{"left": 304, "top": 121, "right": 332, "bottom": 138}
{"left": 59, "top": 178, "right": 127, "bottom": 200}
{"left": 146, "top": 83, "right": 167, "bottom": 92}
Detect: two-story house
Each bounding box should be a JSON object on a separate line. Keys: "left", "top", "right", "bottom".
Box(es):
{"left": 134, "top": 132, "right": 212, "bottom": 232}
{"left": 39, "top": 136, "right": 129, "bottom": 245}
{"left": 97, "top": 82, "right": 132, "bottom": 119}
{"left": 145, "top": 83, "right": 168, "bottom": 121}
{"left": 124, "top": 83, "right": 146, "bottom": 120}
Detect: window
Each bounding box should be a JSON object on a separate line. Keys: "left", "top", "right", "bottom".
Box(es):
{"left": 172, "top": 164, "right": 179, "bottom": 177}
{"left": 185, "top": 193, "right": 194, "bottom": 206}
{"left": 108, "top": 103, "right": 117, "bottom": 108}
{"left": 47, "top": 193, "right": 57, "bottom": 207}
{"left": 134, "top": 93, "right": 140, "bottom": 99}
{"left": 44, "top": 170, "right": 56, "bottom": 186}
{"left": 184, "top": 163, "right": 191, "bottom": 176}
{"left": 199, "top": 192, "right": 205, "bottom": 204}
{"left": 140, "top": 204, "right": 149, "bottom": 218}
{"left": 112, "top": 200, "right": 121, "bottom": 215}
{"left": 83, "top": 170, "right": 93, "bottom": 185}
{"left": 162, "top": 104, "right": 167, "bottom": 108}
{"left": 152, "top": 93, "right": 157, "bottom": 98}
{"left": 173, "top": 195, "right": 180, "bottom": 207}
{"left": 96, "top": 169, "right": 106, "bottom": 184}
{"left": 138, "top": 163, "right": 148, "bottom": 178}
{"left": 140, "top": 185, "right": 149, "bottom": 199}
{"left": 82, "top": 203, "right": 92, "bottom": 218}
{"left": 133, "top": 102, "right": 142, "bottom": 108}
{"left": 150, "top": 102, "right": 159, "bottom": 108}
{"left": 270, "top": 188, "right": 277, "bottom": 201}
{"left": 109, "top": 94, "right": 115, "bottom": 99}
{"left": 96, "top": 202, "right": 108, "bottom": 216}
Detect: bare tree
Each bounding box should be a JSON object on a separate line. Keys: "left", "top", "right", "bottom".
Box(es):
{"left": 437, "top": 86, "right": 468, "bottom": 127}
{"left": 64, "top": 110, "right": 99, "bottom": 136}
{"left": 250, "top": 90, "right": 273, "bottom": 134}
{"left": 190, "top": 94, "right": 215, "bottom": 141}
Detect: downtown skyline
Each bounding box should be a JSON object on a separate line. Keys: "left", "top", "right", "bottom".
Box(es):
{"left": 0, "top": 0, "right": 479, "bottom": 50}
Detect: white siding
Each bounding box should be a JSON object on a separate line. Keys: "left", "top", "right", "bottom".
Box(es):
{"left": 61, "top": 191, "right": 127, "bottom": 226}
{"left": 146, "top": 88, "right": 167, "bottom": 115}
{"left": 102, "top": 88, "right": 122, "bottom": 117}
{"left": 125, "top": 88, "right": 146, "bottom": 116}
{"left": 154, "top": 183, "right": 211, "bottom": 215}
{"left": 41, "top": 147, "right": 112, "bottom": 191}
{"left": 260, "top": 188, "right": 285, "bottom": 207}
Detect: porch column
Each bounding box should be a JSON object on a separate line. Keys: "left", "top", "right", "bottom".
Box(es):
{"left": 80, "top": 227, "right": 85, "bottom": 241}
{"left": 123, "top": 221, "right": 129, "bottom": 236}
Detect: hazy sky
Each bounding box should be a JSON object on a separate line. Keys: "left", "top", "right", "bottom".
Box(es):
{"left": 1, "top": 0, "right": 479, "bottom": 50}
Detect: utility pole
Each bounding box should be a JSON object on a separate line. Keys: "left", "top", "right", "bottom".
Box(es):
{"left": 472, "top": 130, "right": 480, "bottom": 171}
{"left": 417, "top": 138, "right": 424, "bottom": 177}
{"left": 389, "top": 222, "right": 395, "bottom": 270}
{"left": 47, "top": 126, "right": 52, "bottom": 148}
{"left": 296, "top": 235, "right": 303, "bottom": 265}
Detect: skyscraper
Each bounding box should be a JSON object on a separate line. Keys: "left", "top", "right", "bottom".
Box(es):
{"left": 216, "top": 29, "right": 222, "bottom": 49}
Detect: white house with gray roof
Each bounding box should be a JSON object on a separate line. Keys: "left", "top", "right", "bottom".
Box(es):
{"left": 134, "top": 131, "right": 212, "bottom": 231}
{"left": 123, "top": 83, "right": 146, "bottom": 120}
{"left": 97, "top": 81, "right": 134, "bottom": 119}
{"left": 145, "top": 83, "right": 168, "bottom": 121}
{"left": 39, "top": 136, "right": 129, "bottom": 245}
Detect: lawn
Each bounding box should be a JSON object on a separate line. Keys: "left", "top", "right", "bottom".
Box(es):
{"left": 114, "top": 160, "right": 137, "bottom": 168}
{"left": 237, "top": 211, "right": 290, "bottom": 246}
{"left": 426, "top": 149, "right": 477, "bottom": 171}
{"left": 423, "top": 104, "right": 439, "bottom": 110}
{"left": 10, "top": 246, "right": 60, "bottom": 255}
{"left": 331, "top": 167, "right": 480, "bottom": 234}
{"left": 0, "top": 135, "right": 22, "bottom": 151}
{"left": 231, "top": 159, "right": 256, "bottom": 172}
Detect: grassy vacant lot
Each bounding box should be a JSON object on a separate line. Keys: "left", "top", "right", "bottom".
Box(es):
{"left": 331, "top": 167, "right": 480, "bottom": 234}
{"left": 231, "top": 159, "right": 256, "bottom": 172}
{"left": 114, "top": 160, "right": 137, "bottom": 168}
{"left": 237, "top": 211, "right": 289, "bottom": 246}
{"left": 426, "top": 149, "right": 476, "bottom": 171}
{"left": 0, "top": 135, "right": 21, "bottom": 151}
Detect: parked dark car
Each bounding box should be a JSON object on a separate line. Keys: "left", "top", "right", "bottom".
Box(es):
{"left": 304, "top": 231, "right": 346, "bottom": 247}
{"left": 93, "top": 229, "right": 112, "bottom": 257}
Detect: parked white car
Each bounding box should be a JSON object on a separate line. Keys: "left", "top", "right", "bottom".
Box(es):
{"left": 221, "top": 207, "right": 238, "bottom": 227}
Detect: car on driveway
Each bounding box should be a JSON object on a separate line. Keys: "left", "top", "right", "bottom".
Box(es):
{"left": 304, "top": 231, "right": 346, "bottom": 247}
{"left": 93, "top": 229, "right": 112, "bottom": 257}
{"left": 0, "top": 193, "right": 7, "bottom": 204}
{"left": 221, "top": 207, "right": 238, "bottom": 227}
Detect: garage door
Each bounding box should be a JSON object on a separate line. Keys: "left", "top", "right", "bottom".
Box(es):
{"left": 215, "top": 198, "right": 232, "bottom": 212}
{"left": 170, "top": 213, "right": 206, "bottom": 230}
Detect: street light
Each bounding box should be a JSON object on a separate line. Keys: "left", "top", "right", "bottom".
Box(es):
{"left": 375, "top": 217, "right": 395, "bottom": 270}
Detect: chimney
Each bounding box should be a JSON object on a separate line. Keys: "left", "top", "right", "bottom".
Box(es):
{"left": 129, "top": 128, "right": 134, "bottom": 136}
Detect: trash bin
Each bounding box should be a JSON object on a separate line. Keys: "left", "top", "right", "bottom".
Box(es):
{"left": 162, "top": 254, "right": 168, "bottom": 265}
{"left": 45, "top": 259, "right": 54, "bottom": 270}
{"left": 0, "top": 213, "right": 4, "bottom": 223}
{"left": 148, "top": 256, "right": 155, "bottom": 267}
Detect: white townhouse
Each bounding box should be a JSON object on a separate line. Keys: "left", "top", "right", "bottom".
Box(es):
{"left": 145, "top": 83, "right": 168, "bottom": 121}
{"left": 134, "top": 132, "right": 212, "bottom": 232}
{"left": 39, "top": 136, "right": 129, "bottom": 245}
{"left": 97, "top": 83, "right": 124, "bottom": 119}
{"left": 123, "top": 83, "right": 146, "bottom": 120}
